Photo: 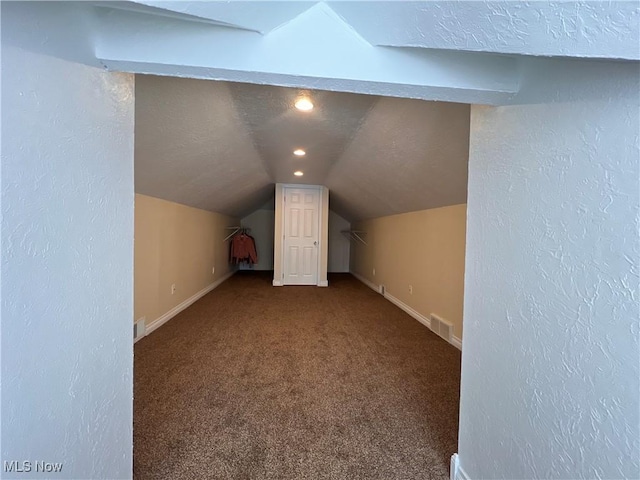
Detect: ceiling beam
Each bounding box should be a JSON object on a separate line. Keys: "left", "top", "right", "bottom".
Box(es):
{"left": 126, "top": 1, "right": 639, "bottom": 60}
{"left": 93, "top": 2, "right": 520, "bottom": 105}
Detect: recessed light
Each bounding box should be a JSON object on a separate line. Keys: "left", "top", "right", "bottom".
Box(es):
{"left": 294, "top": 171, "right": 304, "bottom": 177}
{"left": 293, "top": 149, "right": 306, "bottom": 156}
{"left": 294, "top": 98, "right": 313, "bottom": 111}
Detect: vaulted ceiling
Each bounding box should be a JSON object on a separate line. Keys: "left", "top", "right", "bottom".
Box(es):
{"left": 135, "top": 76, "right": 469, "bottom": 220}
{"left": 6, "top": 1, "right": 636, "bottom": 220}
{"left": 124, "top": 1, "right": 636, "bottom": 220}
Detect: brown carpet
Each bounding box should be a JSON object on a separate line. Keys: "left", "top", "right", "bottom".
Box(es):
{"left": 134, "top": 272, "right": 461, "bottom": 480}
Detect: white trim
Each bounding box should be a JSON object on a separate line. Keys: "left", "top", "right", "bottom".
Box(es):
{"left": 317, "top": 186, "right": 324, "bottom": 286}
{"left": 350, "top": 271, "right": 380, "bottom": 293}
{"left": 272, "top": 280, "right": 283, "bottom": 287}
{"left": 318, "top": 280, "right": 328, "bottom": 287}
{"left": 282, "top": 184, "right": 323, "bottom": 286}
{"left": 279, "top": 183, "right": 324, "bottom": 189}
{"left": 133, "top": 317, "right": 146, "bottom": 344}
{"left": 143, "top": 270, "right": 236, "bottom": 337}
{"left": 383, "top": 291, "right": 431, "bottom": 329}
{"left": 458, "top": 466, "right": 470, "bottom": 480}
{"left": 351, "top": 272, "right": 462, "bottom": 350}
{"left": 450, "top": 453, "right": 458, "bottom": 480}
{"left": 450, "top": 454, "right": 470, "bottom": 480}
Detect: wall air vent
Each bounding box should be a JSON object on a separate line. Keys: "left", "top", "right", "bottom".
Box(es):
{"left": 430, "top": 313, "right": 452, "bottom": 343}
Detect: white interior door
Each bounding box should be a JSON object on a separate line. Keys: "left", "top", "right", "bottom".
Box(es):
{"left": 283, "top": 187, "right": 320, "bottom": 285}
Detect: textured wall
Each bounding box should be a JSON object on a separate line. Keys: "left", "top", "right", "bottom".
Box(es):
{"left": 459, "top": 59, "right": 639, "bottom": 479}
{"left": 330, "top": 2, "right": 639, "bottom": 60}
{"left": 351, "top": 204, "right": 467, "bottom": 339}
{"left": 134, "top": 194, "right": 237, "bottom": 325}
{"left": 1, "top": 45, "right": 134, "bottom": 479}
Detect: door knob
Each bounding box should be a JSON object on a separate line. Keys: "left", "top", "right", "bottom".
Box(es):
{"left": 314, "top": 241, "right": 318, "bottom": 246}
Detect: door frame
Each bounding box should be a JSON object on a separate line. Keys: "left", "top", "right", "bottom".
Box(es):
{"left": 273, "top": 183, "right": 328, "bottom": 287}
{"left": 282, "top": 184, "right": 322, "bottom": 286}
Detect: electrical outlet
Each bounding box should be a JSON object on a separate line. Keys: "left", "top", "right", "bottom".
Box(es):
{"left": 409, "top": 284, "right": 413, "bottom": 294}
{"left": 373, "top": 268, "right": 376, "bottom": 276}
{"left": 212, "top": 266, "right": 215, "bottom": 275}
{"left": 171, "top": 283, "right": 176, "bottom": 295}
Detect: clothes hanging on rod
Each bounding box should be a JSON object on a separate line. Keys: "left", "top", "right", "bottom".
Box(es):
{"left": 223, "top": 226, "right": 242, "bottom": 242}
{"left": 229, "top": 228, "right": 258, "bottom": 265}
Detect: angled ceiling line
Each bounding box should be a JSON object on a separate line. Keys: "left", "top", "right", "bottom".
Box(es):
{"left": 130, "top": 0, "right": 321, "bottom": 36}
{"left": 92, "top": 2, "right": 261, "bottom": 32}
{"left": 260, "top": 1, "right": 324, "bottom": 36}
{"left": 315, "top": 2, "right": 373, "bottom": 47}
{"left": 134, "top": 75, "right": 272, "bottom": 217}
{"left": 225, "top": 82, "right": 279, "bottom": 183}
{"left": 323, "top": 95, "right": 382, "bottom": 184}
{"left": 99, "top": 56, "right": 518, "bottom": 106}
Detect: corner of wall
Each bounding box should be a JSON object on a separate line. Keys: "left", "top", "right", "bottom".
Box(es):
{"left": 349, "top": 205, "right": 467, "bottom": 342}
{"left": 273, "top": 184, "right": 284, "bottom": 284}
{"left": 134, "top": 195, "right": 238, "bottom": 336}
{"left": 2, "top": 30, "right": 134, "bottom": 478}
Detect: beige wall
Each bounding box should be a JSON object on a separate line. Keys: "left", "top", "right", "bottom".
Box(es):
{"left": 134, "top": 194, "right": 237, "bottom": 325}
{"left": 350, "top": 204, "right": 467, "bottom": 339}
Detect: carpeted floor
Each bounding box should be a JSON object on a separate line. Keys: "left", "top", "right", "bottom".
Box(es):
{"left": 134, "top": 272, "right": 461, "bottom": 479}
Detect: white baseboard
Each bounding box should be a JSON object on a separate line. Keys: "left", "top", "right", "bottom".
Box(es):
{"left": 142, "top": 270, "right": 236, "bottom": 338}
{"left": 133, "top": 317, "right": 146, "bottom": 344}
{"left": 384, "top": 291, "right": 431, "bottom": 329}
{"left": 450, "top": 454, "right": 470, "bottom": 480}
{"left": 351, "top": 272, "right": 462, "bottom": 351}
{"left": 272, "top": 280, "right": 328, "bottom": 287}
{"left": 450, "top": 454, "right": 458, "bottom": 480}
{"left": 350, "top": 271, "right": 381, "bottom": 293}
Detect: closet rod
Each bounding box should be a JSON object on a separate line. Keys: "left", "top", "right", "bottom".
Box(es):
{"left": 341, "top": 230, "right": 367, "bottom": 246}
{"left": 224, "top": 226, "right": 250, "bottom": 242}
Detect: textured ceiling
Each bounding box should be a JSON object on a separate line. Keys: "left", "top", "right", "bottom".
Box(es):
{"left": 135, "top": 75, "right": 469, "bottom": 220}
{"left": 65, "top": 0, "right": 634, "bottom": 220}
{"left": 227, "top": 83, "right": 378, "bottom": 187}
{"left": 135, "top": 76, "right": 273, "bottom": 216}
{"left": 326, "top": 97, "right": 469, "bottom": 220}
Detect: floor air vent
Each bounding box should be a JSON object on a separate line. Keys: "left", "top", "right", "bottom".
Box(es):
{"left": 430, "top": 314, "right": 452, "bottom": 343}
